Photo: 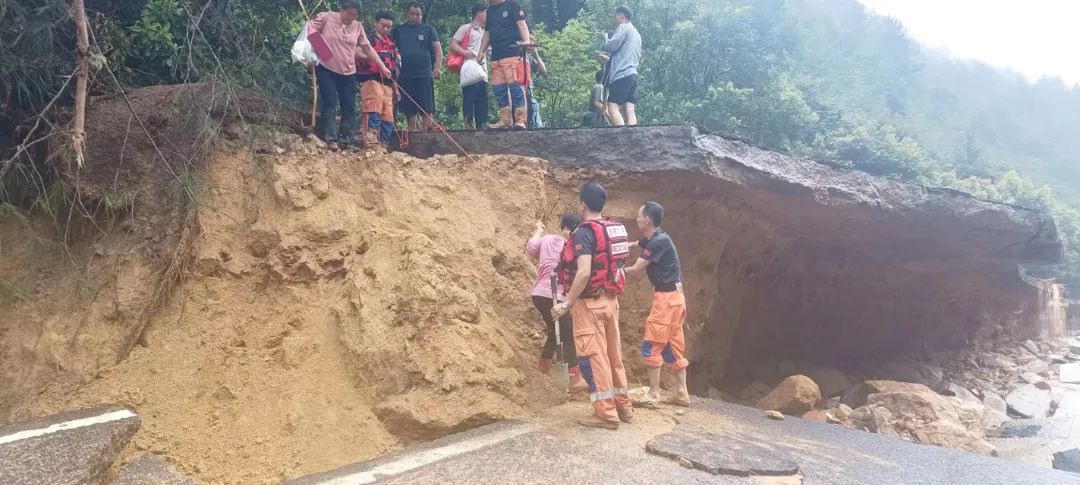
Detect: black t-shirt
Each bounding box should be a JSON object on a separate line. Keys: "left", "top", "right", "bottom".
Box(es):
{"left": 392, "top": 23, "right": 439, "bottom": 79}
{"left": 572, "top": 222, "right": 599, "bottom": 259}
{"left": 640, "top": 229, "right": 682, "bottom": 290}
{"left": 487, "top": 0, "right": 527, "bottom": 61}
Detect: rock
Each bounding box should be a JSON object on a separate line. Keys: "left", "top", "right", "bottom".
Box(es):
{"left": 1005, "top": 384, "right": 1052, "bottom": 418}
{"left": 1051, "top": 354, "right": 1068, "bottom": 364}
{"left": 1020, "top": 372, "right": 1051, "bottom": 390}
{"left": 212, "top": 386, "right": 236, "bottom": 400}
{"left": 1053, "top": 448, "right": 1080, "bottom": 473}
{"left": 842, "top": 380, "right": 936, "bottom": 408}
{"left": 801, "top": 410, "right": 830, "bottom": 423}
{"left": 1024, "top": 339, "right": 1041, "bottom": 356}
{"left": 1060, "top": 363, "right": 1080, "bottom": 383}
{"left": 804, "top": 366, "right": 853, "bottom": 398}
{"left": 982, "top": 408, "right": 1009, "bottom": 429}
{"left": 305, "top": 134, "right": 328, "bottom": 149}
{"left": 833, "top": 404, "right": 854, "bottom": 422}
{"left": 874, "top": 362, "right": 945, "bottom": 391}
{"left": 765, "top": 410, "right": 785, "bottom": 421}
{"left": 943, "top": 383, "right": 980, "bottom": 404}
{"left": 706, "top": 387, "right": 724, "bottom": 401}
{"left": 850, "top": 391, "right": 997, "bottom": 456}
{"left": 1025, "top": 360, "right": 1051, "bottom": 376}
{"left": 982, "top": 392, "right": 1008, "bottom": 415}
{"left": 757, "top": 375, "right": 821, "bottom": 415}
{"left": 1070, "top": 343, "right": 1080, "bottom": 354}
{"left": 1054, "top": 392, "right": 1080, "bottom": 419}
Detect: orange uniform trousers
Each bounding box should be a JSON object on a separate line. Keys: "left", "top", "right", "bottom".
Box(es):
{"left": 640, "top": 290, "right": 689, "bottom": 370}
{"left": 572, "top": 294, "right": 633, "bottom": 423}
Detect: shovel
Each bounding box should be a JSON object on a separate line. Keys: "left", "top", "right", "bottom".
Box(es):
{"left": 550, "top": 274, "right": 570, "bottom": 392}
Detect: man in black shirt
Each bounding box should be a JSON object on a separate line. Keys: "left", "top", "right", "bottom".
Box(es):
{"left": 477, "top": 0, "right": 531, "bottom": 129}
{"left": 392, "top": 3, "right": 442, "bottom": 131}
{"left": 626, "top": 201, "right": 690, "bottom": 407}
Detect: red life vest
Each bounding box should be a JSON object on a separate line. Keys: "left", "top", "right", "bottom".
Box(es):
{"left": 357, "top": 32, "right": 398, "bottom": 80}
{"left": 557, "top": 219, "right": 630, "bottom": 297}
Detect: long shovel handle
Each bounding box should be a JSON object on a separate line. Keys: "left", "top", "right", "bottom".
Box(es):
{"left": 550, "top": 274, "right": 562, "bottom": 348}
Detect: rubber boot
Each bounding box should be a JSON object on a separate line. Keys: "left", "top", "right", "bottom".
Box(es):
{"left": 513, "top": 106, "right": 528, "bottom": 130}
{"left": 488, "top": 107, "right": 513, "bottom": 129}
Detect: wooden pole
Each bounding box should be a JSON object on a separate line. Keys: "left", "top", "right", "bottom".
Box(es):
{"left": 72, "top": 0, "right": 89, "bottom": 168}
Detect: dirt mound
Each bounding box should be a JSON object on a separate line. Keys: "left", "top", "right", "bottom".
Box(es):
{"left": 5, "top": 144, "right": 580, "bottom": 482}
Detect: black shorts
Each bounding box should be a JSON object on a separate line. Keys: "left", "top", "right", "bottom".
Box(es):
{"left": 398, "top": 77, "right": 435, "bottom": 115}
{"left": 607, "top": 74, "right": 638, "bottom": 105}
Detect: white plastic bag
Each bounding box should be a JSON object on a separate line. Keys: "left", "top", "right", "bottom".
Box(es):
{"left": 459, "top": 59, "right": 488, "bottom": 87}
{"left": 291, "top": 25, "right": 319, "bottom": 66}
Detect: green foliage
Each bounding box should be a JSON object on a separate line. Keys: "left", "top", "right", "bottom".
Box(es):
{"left": 533, "top": 20, "right": 598, "bottom": 127}
{"left": 129, "top": 0, "right": 189, "bottom": 78}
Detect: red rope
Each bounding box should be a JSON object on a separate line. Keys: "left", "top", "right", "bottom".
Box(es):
{"left": 379, "top": 72, "right": 480, "bottom": 165}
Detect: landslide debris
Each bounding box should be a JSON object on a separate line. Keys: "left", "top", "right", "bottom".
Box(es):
{"left": 3, "top": 129, "right": 571, "bottom": 482}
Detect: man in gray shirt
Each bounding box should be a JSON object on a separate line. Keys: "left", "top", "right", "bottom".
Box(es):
{"left": 601, "top": 6, "right": 642, "bottom": 126}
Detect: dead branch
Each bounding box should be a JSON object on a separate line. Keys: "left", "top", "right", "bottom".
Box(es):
{"left": 72, "top": 0, "right": 89, "bottom": 169}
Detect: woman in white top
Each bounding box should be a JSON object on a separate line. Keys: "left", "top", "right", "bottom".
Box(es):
{"left": 451, "top": 5, "right": 488, "bottom": 130}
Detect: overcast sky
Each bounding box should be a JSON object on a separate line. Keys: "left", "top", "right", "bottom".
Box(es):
{"left": 856, "top": 0, "right": 1080, "bottom": 86}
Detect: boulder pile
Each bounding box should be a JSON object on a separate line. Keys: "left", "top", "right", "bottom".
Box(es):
{"left": 745, "top": 335, "right": 1080, "bottom": 458}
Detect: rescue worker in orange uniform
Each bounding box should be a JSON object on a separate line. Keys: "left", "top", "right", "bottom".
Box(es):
{"left": 626, "top": 201, "right": 691, "bottom": 407}
{"left": 553, "top": 182, "right": 634, "bottom": 429}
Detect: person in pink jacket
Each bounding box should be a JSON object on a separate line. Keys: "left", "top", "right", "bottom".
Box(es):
{"left": 526, "top": 214, "right": 586, "bottom": 392}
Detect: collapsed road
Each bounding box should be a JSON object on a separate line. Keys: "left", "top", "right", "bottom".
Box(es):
{"left": 0, "top": 87, "right": 1071, "bottom": 483}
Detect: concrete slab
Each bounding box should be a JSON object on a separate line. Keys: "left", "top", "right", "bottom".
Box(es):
{"left": 0, "top": 404, "right": 139, "bottom": 485}
{"left": 1055, "top": 449, "right": 1080, "bottom": 473}
{"left": 645, "top": 426, "right": 800, "bottom": 476}
{"left": 1007, "top": 385, "right": 1053, "bottom": 418}
{"left": 116, "top": 453, "right": 199, "bottom": 485}
{"left": 289, "top": 398, "right": 1080, "bottom": 485}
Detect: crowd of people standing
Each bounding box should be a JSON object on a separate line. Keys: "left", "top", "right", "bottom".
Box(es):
{"left": 302, "top": 0, "right": 642, "bottom": 150}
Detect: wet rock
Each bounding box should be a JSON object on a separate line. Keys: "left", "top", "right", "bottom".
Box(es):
{"left": 842, "top": 380, "right": 935, "bottom": 408}
{"left": 765, "top": 410, "right": 785, "bottom": 421}
{"left": 1005, "top": 384, "right": 1052, "bottom": 418}
{"left": 804, "top": 366, "right": 853, "bottom": 398}
{"left": 874, "top": 362, "right": 944, "bottom": 392}
{"left": 1023, "top": 339, "right": 1041, "bottom": 356}
{"left": 1053, "top": 448, "right": 1080, "bottom": 473}
{"left": 943, "top": 383, "right": 980, "bottom": 405}
{"left": 982, "top": 392, "right": 1008, "bottom": 415}
{"left": 758, "top": 375, "right": 821, "bottom": 415}
{"left": 1060, "top": 363, "right": 1080, "bottom": 383}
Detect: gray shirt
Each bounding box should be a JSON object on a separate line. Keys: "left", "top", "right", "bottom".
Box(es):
{"left": 603, "top": 22, "right": 642, "bottom": 83}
